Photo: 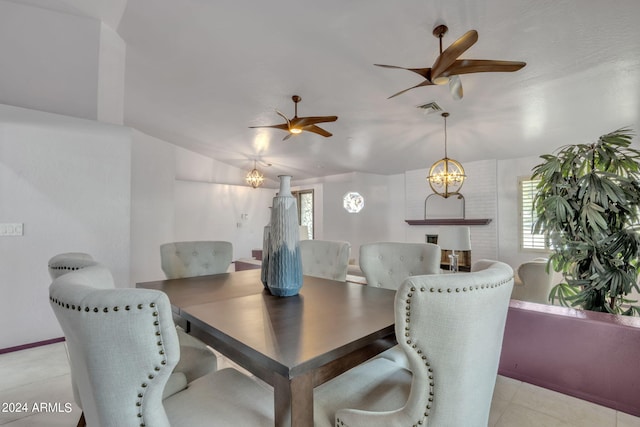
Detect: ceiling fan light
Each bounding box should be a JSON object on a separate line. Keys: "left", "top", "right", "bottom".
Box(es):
{"left": 290, "top": 128, "right": 303, "bottom": 134}
{"left": 433, "top": 75, "right": 450, "bottom": 85}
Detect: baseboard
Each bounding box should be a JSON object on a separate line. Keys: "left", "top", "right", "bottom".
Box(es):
{"left": 0, "top": 337, "right": 65, "bottom": 355}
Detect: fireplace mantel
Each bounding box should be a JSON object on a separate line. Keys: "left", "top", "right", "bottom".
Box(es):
{"left": 405, "top": 219, "right": 492, "bottom": 226}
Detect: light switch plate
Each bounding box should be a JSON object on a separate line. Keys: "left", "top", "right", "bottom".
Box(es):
{"left": 0, "top": 223, "right": 24, "bottom": 236}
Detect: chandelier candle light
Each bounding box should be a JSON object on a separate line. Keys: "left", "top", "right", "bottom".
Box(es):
{"left": 427, "top": 112, "right": 466, "bottom": 198}
{"left": 246, "top": 160, "right": 265, "bottom": 189}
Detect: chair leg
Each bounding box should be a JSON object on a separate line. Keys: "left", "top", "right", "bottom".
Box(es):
{"left": 76, "top": 412, "right": 86, "bottom": 427}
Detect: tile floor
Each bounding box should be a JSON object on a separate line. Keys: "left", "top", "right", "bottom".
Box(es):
{"left": 0, "top": 342, "right": 638, "bottom": 426}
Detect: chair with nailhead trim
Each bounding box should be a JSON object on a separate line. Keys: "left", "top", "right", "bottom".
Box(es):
{"left": 359, "top": 242, "right": 442, "bottom": 366}
{"left": 314, "top": 260, "right": 514, "bottom": 427}
{"left": 359, "top": 242, "right": 441, "bottom": 290}
{"left": 49, "top": 264, "right": 273, "bottom": 427}
{"left": 47, "top": 255, "right": 218, "bottom": 426}
{"left": 48, "top": 252, "right": 96, "bottom": 279}
{"left": 160, "top": 241, "right": 233, "bottom": 279}
{"left": 300, "top": 239, "right": 351, "bottom": 281}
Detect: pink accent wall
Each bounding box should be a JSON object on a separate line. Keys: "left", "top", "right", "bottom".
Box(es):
{"left": 499, "top": 300, "right": 640, "bottom": 416}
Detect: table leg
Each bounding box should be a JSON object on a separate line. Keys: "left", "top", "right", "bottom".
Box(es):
{"left": 273, "top": 371, "right": 313, "bottom": 427}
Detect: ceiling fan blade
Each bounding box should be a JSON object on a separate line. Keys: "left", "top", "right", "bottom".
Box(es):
{"left": 374, "top": 64, "right": 432, "bottom": 79}
{"left": 282, "top": 132, "right": 294, "bottom": 141}
{"left": 304, "top": 125, "right": 332, "bottom": 138}
{"left": 275, "top": 109, "right": 291, "bottom": 126}
{"left": 431, "top": 30, "right": 478, "bottom": 81}
{"left": 387, "top": 79, "right": 434, "bottom": 99}
{"left": 249, "top": 123, "right": 290, "bottom": 131}
{"left": 294, "top": 116, "right": 338, "bottom": 127}
{"left": 445, "top": 59, "right": 526, "bottom": 76}
{"left": 449, "top": 75, "right": 463, "bottom": 100}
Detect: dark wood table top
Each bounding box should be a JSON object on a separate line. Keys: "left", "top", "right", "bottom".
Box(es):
{"left": 137, "top": 269, "right": 397, "bottom": 427}
{"left": 135, "top": 269, "right": 264, "bottom": 312}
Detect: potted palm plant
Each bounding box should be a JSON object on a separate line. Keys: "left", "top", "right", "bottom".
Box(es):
{"left": 531, "top": 128, "right": 640, "bottom": 315}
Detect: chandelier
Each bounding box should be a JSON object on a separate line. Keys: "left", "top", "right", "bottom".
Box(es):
{"left": 427, "top": 112, "right": 466, "bottom": 198}
{"left": 246, "top": 160, "right": 264, "bottom": 189}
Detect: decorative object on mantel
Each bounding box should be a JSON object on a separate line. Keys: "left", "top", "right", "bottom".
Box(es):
{"left": 427, "top": 112, "right": 466, "bottom": 198}
{"left": 246, "top": 160, "right": 265, "bottom": 188}
{"left": 343, "top": 191, "right": 365, "bottom": 213}
{"left": 437, "top": 226, "right": 471, "bottom": 273}
{"left": 266, "top": 175, "right": 303, "bottom": 297}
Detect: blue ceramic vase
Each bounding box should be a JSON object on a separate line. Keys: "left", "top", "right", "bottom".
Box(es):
{"left": 267, "top": 175, "right": 303, "bottom": 297}
{"left": 260, "top": 224, "right": 270, "bottom": 288}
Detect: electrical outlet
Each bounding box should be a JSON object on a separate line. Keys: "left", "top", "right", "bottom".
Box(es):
{"left": 0, "top": 223, "right": 24, "bottom": 236}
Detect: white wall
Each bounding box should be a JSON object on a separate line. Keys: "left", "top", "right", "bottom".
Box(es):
{"left": 130, "top": 130, "right": 176, "bottom": 285}
{"left": 97, "top": 22, "right": 126, "bottom": 125}
{"left": 0, "top": 104, "right": 132, "bottom": 349}
{"left": 0, "top": 1, "right": 101, "bottom": 120}
{"left": 294, "top": 172, "right": 404, "bottom": 263}
{"left": 173, "top": 181, "right": 274, "bottom": 261}
{"left": 130, "top": 132, "right": 277, "bottom": 285}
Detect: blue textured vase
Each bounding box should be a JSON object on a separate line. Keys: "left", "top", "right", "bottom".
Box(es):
{"left": 267, "top": 175, "right": 303, "bottom": 297}
{"left": 260, "top": 224, "right": 270, "bottom": 288}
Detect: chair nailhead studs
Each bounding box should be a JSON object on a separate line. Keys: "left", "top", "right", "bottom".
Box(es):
{"left": 137, "top": 304, "right": 143, "bottom": 309}
{"left": 93, "top": 308, "right": 98, "bottom": 313}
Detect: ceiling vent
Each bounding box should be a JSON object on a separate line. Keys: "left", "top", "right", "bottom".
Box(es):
{"left": 416, "top": 101, "right": 443, "bottom": 115}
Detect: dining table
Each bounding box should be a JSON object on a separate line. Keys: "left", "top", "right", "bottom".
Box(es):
{"left": 137, "top": 268, "right": 397, "bottom": 427}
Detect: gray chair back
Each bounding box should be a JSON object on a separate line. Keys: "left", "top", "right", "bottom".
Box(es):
{"left": 315, "top": 260, "right": 514, "bottom": 427}
{"left": 50, "top": 264, "right": 178, "bottom": 426}
{"left": 300, "top": 239, "right": 350, "bottom": 281}
{"left": 48, "top": 252, "right": 96, "bottom": 279}
{"left": 359, "top": 242, "right": 441, "bottom": 289}
{"left": 512, "top": 258, "right": 554, "bottom": 304}
{"left": 160, "top": 241, "right": 232, "bottom": 279}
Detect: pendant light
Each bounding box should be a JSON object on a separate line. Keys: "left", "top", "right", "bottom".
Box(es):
{"left": 246, "top": 160, "right": 264, "bottom": 189}
{"left": 427, "top": 112, "right": 466, "bottom": 198}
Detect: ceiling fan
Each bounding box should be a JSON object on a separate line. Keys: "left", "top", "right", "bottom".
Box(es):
{"left": 375, "top": 25, "right": 526, "bottom": 100}
{"left": 249, "top": 95, "right": 338, "bottom": 141}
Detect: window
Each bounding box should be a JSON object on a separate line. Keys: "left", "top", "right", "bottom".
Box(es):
{"left": 292, "top": 189, "right": 313, "bottom": 239}
{"left": 520, "top": 177, "right": 547, "bottom": 250}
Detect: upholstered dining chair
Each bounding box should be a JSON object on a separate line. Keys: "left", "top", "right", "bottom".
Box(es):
{"left": 48, "top": 252, "right": 96, "bottom": 279}
{"left": 359, "top": 242, "right": 441, "bottom": 289}
{"left": 160, "top": 241, "right": 233, "bottom": 279}
{"left": 359, "top": 242, "right": 442, "bottom": 366}
{"left": 47, "top": 253, "right": 217, "bottom": 387}
{"left": 314, "top": 260, "right": 514, "bottom": 427}
{"left": 512, "top": 257, "right": 555, "bottom": 304}
{"left": 300, "top": 239, "right": 351, "bottom": 281}
{"left": 49, "top": 264, "right": 273, "bottom": 427}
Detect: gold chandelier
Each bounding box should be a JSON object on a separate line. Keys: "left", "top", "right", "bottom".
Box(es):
{"left": 427, "top": 112, "right": 466, "bottom": 198}
{"left": 246, "top": 160, "right": 264, "bottom": 189}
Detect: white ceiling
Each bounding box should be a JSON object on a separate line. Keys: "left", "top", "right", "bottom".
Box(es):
{"left": 13, "top": 0, "right": 640, "bottom": 181}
